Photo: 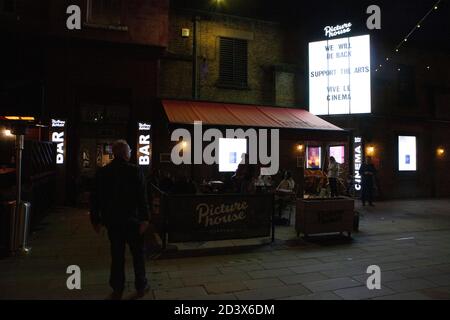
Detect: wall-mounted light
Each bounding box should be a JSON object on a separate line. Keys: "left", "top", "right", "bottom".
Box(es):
{"left": 181, "top": 28, "right": 190, "bottom": 38}
{"left": 437, "top": 147, "right": 445, "bottom": 157}
{"left": 296, "top": 144, "right": 304, "bottom": 152}
{"left": 3, "top": 129, "right": 14, "bottom": 137}
{"left": 366, "top": 146, "right": 375, "bottom": 156}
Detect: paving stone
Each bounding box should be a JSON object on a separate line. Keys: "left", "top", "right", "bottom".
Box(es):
{"left": 169, "top": 268, "right": 220, "bottom": 279}
{"left": 404, "top": 259, "right": 449, "bottom": 268}
{"left": 397, "top": 266, "right": 445, "bottom": 279}
{"left": 279, "top": 272, "right": 329, "bottom": 285}
{"left": 384, "top": 278, "right": 437, "bottom": 293}
{"left": 294, "top": 250, "right": 338, "bottom": 259}
{"left": 261, "top": 259, "right": 321, "bottom": 270}
{"left": 219, "top": 264, "right": 265, "bottom": 274}
{"left": 148, "top": 272, "right": 170, "bottom": 280}
{"left": 235, "top": 284, "right": 310, "bottom": 300}
{"left": 243, "top": 278, "right": 286, "bottom": 290}
{"left": 182, "top": 273, "right": 251, "bottom": 286}
{"left": 150, "top": 278, "right": 185, "bottom": 290}
{"left": 204, "top": 281, "right": 248, "bottom": 294}
{"left": 289, "top": 262, "right": 343, "bottom": 274}
{"left": 303, "top": 277, "right": 360, "bottom": 292}
{"left": 249, "top": 268, "right": 296, "bottom": 279}
{"left": 334, "top": 286, "right": 395, "bottom": 300}
{"left": 423, "top": 274, "right": 450, "bottom": 286}
{"left": 351, "top": 270, "right": 406, "bottom": 284}
{"left": 373, "top": 291, "right": 432, "bottom": 300}
{"left": 282, "top": 291, "right": 343, "bottom": 300}
{"left": 320, "top": 267, "right": 367, "bottom": 278}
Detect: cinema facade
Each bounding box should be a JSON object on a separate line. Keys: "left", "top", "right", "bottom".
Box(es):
{"left": 2, "top": 2, "right": 449, "bottom": 207}
{"left": 307, "top": 26, "right": 450, "bottom": 199}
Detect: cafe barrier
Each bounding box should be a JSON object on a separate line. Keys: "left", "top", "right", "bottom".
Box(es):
{"left": 149, "top": 184, "right": 274, "bottom": 247}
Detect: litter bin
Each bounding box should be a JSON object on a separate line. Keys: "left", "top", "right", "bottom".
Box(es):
{"left": 8, "top": 201, "right": 32, "bottom": 255}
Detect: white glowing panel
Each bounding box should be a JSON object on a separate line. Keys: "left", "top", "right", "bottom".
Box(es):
{"left": 219, "top": 138, "right": 247, "bottom": 172}
{"left": 309, "top": 34, "right": 371, "bottom": 115}
{"left": 330, "top": 146, "right": 345, "bottom": 164}
{"left": 398, "top": 136, "right": 417, "bottom": 171}
{"left": 306, "top": 146, "right": 322, "bottom": 169}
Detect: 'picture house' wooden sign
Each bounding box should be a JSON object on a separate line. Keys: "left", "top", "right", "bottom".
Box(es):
{"left": 166, "top": 194, "right": 273, "bottom": 242}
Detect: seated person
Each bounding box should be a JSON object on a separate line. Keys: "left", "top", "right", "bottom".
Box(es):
{"left": 263, "top": 174, "right": 273, "bottom": 187}
{"left": 276, "top": 171, "right": 295, "bottom": 193}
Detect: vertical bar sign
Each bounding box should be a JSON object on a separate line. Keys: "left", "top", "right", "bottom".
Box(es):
{"left": 353, "top": 136, "right": 363, "bottom": 193}
{"left": 137, "top": 122, "right": 151, "bottom": 166}
{"left": 50, "top": 119, "right": 66, "bottom": 165}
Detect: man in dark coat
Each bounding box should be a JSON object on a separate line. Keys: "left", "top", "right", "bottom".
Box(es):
{"left": 90, "top": 140, "right": 150, "bottom": 299}
{"left": 359, "top": 156, "right": 377, "bottom": 206}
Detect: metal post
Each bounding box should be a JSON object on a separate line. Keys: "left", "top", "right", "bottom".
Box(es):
{"left": 20, "top": 202, "right": 32, "bottom": 255}
{"left": 162, "top": 193, "right": 167, "bottom": 250}
{"left": 12, "top": 129, "right": 31, "bottom": 255}
{"left": 271, "top": 194, "right": 275, "bottom": 243}
{"left": 15, "top": 134, "right": 24, "bottom": 211}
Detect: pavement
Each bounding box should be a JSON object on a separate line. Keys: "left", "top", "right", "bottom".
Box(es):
{"left": 1, "top": 199, "right": 450, "bottom": 300}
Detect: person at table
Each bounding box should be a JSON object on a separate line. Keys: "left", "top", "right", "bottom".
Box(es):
{"left": 276, "top": 170, "right": 295, "bottom": 193}
{"left": 359, "top": 156, "right": 377, "bottom": 206}
{"left": 233, "top": 154, "right": 256, "bottom": 193}
{"left": 327, "top": 156, "right": 339, "bottom": 197}
{"left": 263, "top": 174, "right": 273, "bottom": 188}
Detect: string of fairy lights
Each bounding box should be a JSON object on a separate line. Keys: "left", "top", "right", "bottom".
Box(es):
{"left": 375, "top": 0, "right": 442, "bottom": 73}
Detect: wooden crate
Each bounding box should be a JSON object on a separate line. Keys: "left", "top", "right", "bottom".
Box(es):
{"left": 296, "top": 197, "right": 355, "bottom": 238}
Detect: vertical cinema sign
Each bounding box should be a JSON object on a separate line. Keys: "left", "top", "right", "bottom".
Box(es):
{"left": 50, "top": 119, "right": 66, "bottom": 165}
{"left": 354, "top": 136, "right": 363, "bottom": 192}
{"left": 137, "top": 122, "right": 151, "bottom": 166}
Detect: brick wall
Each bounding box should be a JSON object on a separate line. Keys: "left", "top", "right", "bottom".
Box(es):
{"left": 160, "top": 10, "right": 300, "bottom": 107}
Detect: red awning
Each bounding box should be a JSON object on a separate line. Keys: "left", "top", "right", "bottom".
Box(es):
{"left": 162, "top": 100, "right": 343, "bottom": 131}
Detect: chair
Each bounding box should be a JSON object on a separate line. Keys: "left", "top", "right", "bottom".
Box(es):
{"left": 285, "top": 185, "right": 298, "bottom": 225}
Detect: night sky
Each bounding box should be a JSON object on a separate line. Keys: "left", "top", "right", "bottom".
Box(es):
{"left": 172, "top": 0, "right": 450, "bottom": 51}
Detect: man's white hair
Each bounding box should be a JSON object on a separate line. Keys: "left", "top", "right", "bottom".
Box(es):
{"left": 112, "top": 139, "right": 131, "bottom": 159}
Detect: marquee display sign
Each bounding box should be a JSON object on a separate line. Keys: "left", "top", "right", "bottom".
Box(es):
{"left": 137, "top": 122, "right": 151, "bottom": 166}
{"left": 50, "top": 119, "right": 66, "bottom": 165}
{"left": 309, "top": 34, "right": 371, "bottom": 115}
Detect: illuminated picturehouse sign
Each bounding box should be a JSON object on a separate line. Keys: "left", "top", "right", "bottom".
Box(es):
{"left": 309, "top": 34, "right": 371, "bottom": 115}
{"left": 50, "top": 119, "right": 66, "bottom": 165}
{"left": 137, "top": 122, "right": 151, "bottom": 166}
{"left": 353, "top": 137, "right": 363, "bottom": 192}
{"left": 324, "top": 22, "right": 352, "bottom": 38}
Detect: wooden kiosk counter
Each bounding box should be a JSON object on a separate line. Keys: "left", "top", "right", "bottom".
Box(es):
{"left": 295, "top": 197, "right": 355, "bottom": 238}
